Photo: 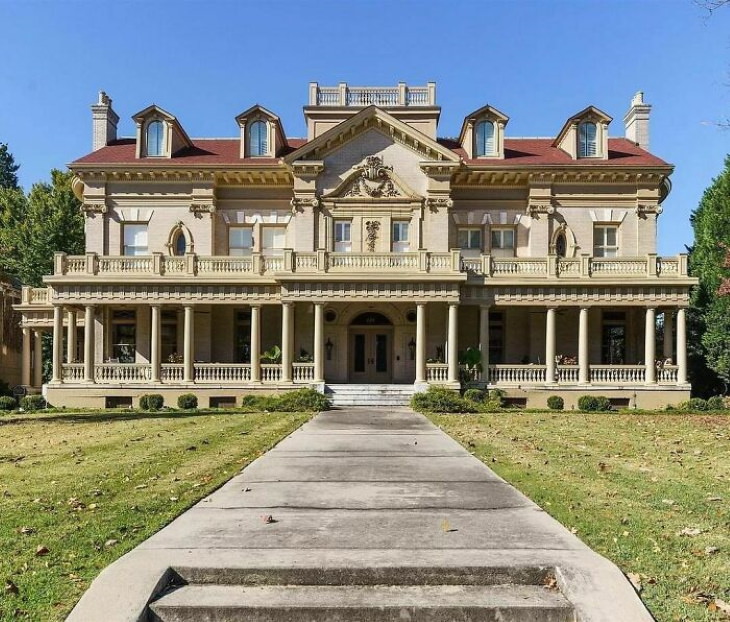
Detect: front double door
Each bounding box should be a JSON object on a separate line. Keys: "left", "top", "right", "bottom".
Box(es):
{"left": 350, "top": 329, "right": 392, "bottom": 383}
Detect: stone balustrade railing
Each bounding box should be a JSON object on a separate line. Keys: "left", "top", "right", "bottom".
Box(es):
{"left": 292, "top": 363, "right": 315, "bottom": 383}
{"left": 62, "top": 363, "right": 84, "bottom": 382}
{"left": 310, "top": 82, "right": 436, "bottom": 107}
{"left": 194, "top": 363, "right": 251, "bottom": 383}
{"left": 426, "top": 363, "right": 449, "bottom": 382}
{"left": 48, "top": 251, "right": 689, "bottom": 281}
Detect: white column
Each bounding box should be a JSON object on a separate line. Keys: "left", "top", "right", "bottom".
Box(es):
{"left": 479, "top": 305, "right": 490, "bottom": 384}
{"left": 66, "top": 310, "right": 77, "bottom": 364}
{"left": 313, "top": 303, "right": 324, "bottom": 382}
{"left": 51, "top": 306, "right": 63, "bottom": 383}
{"left": 676, "top": 307, "right": 687, "bottom": 384}
{"left": 645, "top": 307, "right": 656, "bottom": 384}
{"left": 250, "top": 305, "right": 261, "bottom": 382}
{"left": 150, "top": 305, "right": 161, "bottom": 383}
{"left": 183, "top": 305, "right": 195, "bottom": 383}
{"left": 663, "top": 310, "right": 674, "bottom": 361}
{"left": 447, "top": 303, "right": 459, "bottom": 383}
{"left": 281, "top": 303, "right": 293, "bottom": 382}
{"left": 22, "top": 327, "right": 31, "bottom": 386}
{"left": 415, "top": 303, "right": 427, "bottom": 383}
{"left": 545, "top": 307, "right": 557, "bottom": 384}
{"left": 578, "top": 307, "right": 589, "bottom": 384}
{"left": 84, "top": 305, "right": 95, "bottom": 383}
{"left": 33, "top": 330, "right": 43, "bottom": 387}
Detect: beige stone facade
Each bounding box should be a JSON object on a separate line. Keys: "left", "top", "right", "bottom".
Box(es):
{"left": 16, "top": 84, "right": 695, "bottom": 408}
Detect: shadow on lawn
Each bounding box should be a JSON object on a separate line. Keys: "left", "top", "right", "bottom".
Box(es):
{"left": 0, "top": 409, "right": 238, "bottom": 426}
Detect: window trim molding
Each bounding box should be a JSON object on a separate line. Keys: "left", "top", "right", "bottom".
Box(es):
{"left": 165, "top": 222, "right": 194, "bottom": 256}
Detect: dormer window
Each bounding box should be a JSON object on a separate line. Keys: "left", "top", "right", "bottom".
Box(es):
{"left": 249, "top": 120, "right": 268, "bottom": 156}
{"left": 578, "top": 122, "right": 597, "bottom": 157}
{"left": 475, "top": 120, "right": 496, "bottom": 157}
{"left": 146, "top": 120, "right": 164, "bottom": 156}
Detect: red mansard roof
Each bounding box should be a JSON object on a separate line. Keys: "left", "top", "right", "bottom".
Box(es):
{"left": 71, "top": 136, "right": 668, "bottom": 168}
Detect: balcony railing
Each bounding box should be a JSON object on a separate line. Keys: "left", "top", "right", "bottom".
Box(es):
{"left": 309, "top": 82, "right": 436, "bottom": 107}
{"left": 48, "top": 251, "right": 689, "bottom": 281}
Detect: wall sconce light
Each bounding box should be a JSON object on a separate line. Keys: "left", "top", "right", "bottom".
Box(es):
{"left": 408, "top": 337, "right": 416, "bottom": 361}
{"left": 325, "top": 337, "right": 334, "bottom": 360}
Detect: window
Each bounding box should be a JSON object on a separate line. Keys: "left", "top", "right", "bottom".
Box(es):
{"left": 555, "top": 232, "right": 567, "bottom": 257}
{"left": 392, "top": 221, "right": 410, "bottom": 252}
{"left": 228, "top": 227, "right": 253, "bottom": 256}
{"left": 146, "top": 121, "right": 164, "bottom": 156}
{"left": 249, "top": 120, "right": 268, "bottom": 156}
{"left": 334, "top": 220, "right": 351, "bottom": 252}
{"left": 601, "top": 311, "right": 626, "bottom": 364}
{"left": 593, "top": 225, "right": 618, "bottom": 257}
{"left": 578, "top": 122, "right": 597, "bottom": 157}
{"left": 262, "top": 226, "right": 286, "bottom": 255}
{"left": 491, "top": 227, "right": 515, "bottom": 249}
{"left": 458, "top": 228, "right": 482, "bottom": 251}
{"left": 112, "top": 310, "right": 136, "bottom": 363}
{"left": 123, "top": 224, "right": 148, "bottom": 256}
{"left": 173, "top": 230, "right": 186, "bottom": 256}
{"left": 475, "top": 120, "right": 495, "bottom": 156}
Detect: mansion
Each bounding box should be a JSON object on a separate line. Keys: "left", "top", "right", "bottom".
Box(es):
{"left": 16, "top": 83, "right": 695, "bottom": 408}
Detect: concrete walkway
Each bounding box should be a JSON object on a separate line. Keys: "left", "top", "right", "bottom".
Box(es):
{"left": 67, "top": 408, "right": 653, "bottom": 621}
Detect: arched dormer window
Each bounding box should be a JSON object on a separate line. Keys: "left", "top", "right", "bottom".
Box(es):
{"left": 147, "top": 120, "right": 164, "bottom": 156}
{"left": 578, "top": 122, "right": 597, "bottom": 157}
{"left": 249, "top": 120, "right": 268, "bottom": 156}
{"left": 173, "top": 230, "right": 186, "bottom": 256}
{"left": 475, "top": 120, "right": 496, "bottom": 157}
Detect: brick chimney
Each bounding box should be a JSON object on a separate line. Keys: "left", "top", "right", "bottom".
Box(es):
{"left": 623, "top": 91, "right": 651, "bottom": 151}
{"left": 91, "top": 91, "right": 119, "bottom": 151}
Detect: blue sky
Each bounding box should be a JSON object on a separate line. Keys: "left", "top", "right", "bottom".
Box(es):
{"left": 1, "top": 0, "right": 728, "bottom": 255}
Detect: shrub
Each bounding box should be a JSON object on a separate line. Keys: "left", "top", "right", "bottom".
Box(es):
{"left": 0, "top": 396, "right": 17, "bottom": 411}
{"left": 0, "top": 379, "right": 12, "bottom": 397}
{"left": 177, "top": 393, "right": 198, "bottom": 409}
{"left": 275, "top": 388, "right": 330, "bottom": 412}
{"left": 140, "top": 394, "right": 164, "bottom": 411}
{"left": 488, "top": 388, "right": 506, "bottom": 406}
{"left": 411, "top": 386, "right": 470, "bottom": 413}
{"left": 707, "top": 396, "right": 725, "bottom": 411}
{"left": 463, "top": 388, "right": 486, "bottom": 402}
{"left": 547, "top": 395, "right": 564, "bottom": 410}
{"left": 240, "top": 395, "right": 261, "bottom": 408}
{"left": 20, "top": 395, "right": 46, "bottom": 411}
{"left": 578, "top": 395, "right": 611, "bottom": 412}
{"left": 679, "top": 397, "right": 708, "bottom": 412}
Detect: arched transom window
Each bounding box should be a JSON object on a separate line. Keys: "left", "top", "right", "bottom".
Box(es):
{"left": 173, "top": 230, "right": 187, "bottom": 256}
{"left": 578, "top": 122, "right": 597, "bottom": 157}
{"left": 249, "top": 120, "right": 268, "bottom": 156}
{"left": 475, "top": 120, "right": 495, "bottom": 157}
{"left": 146, "top": 120, "right": 164, "bottom": 156}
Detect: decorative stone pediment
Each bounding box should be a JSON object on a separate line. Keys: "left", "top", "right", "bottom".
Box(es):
{"left": 324, "top": 156, "right": 420, "bottom": 202}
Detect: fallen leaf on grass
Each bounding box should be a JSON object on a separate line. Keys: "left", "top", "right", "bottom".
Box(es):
{"left": 5, "top": 580, "right": 19, "bottom": 595}
{"left": 104, "top": 539, "right": 118, "bottom": 548}
{"left": 678, "top": 527, "right": 702, "bottom": 537}
{"left": 709, "top": 598, "right": 730, "bottom": 614}
{"left": 35, "top": 545, "right": 49, "bottom": 556}
{"left": 705, "top": 546, "right": 720, "bottom": 555}
{"left": 18, "top": 526, "right": 35, "bottom": 535}
{"left": 627, "top": 572, "right": 642, "bottom": 593}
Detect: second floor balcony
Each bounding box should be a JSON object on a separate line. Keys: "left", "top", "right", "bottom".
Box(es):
{"left": 44, "top": 250, "right": 690, "bottom": 285}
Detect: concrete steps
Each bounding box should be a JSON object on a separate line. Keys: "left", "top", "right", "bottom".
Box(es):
{"left": 326, "top": 384, "right": 415, "bottom": 406}
{"left": 150, "top": 583, "right": 574, "bottom": 622}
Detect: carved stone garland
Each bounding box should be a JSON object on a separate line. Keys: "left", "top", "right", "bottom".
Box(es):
{"left": 344, "top": 156, "right": 400, "bottom": 198}
{"left": 365, "top": 220, "right": 380, "bottom": 252}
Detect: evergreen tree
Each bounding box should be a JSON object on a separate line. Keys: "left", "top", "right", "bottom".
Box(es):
{"left": 688, "top": 155, "right": 730, "bottom": 394}
{"left": 0, "top": 143, "right": 20, "bottom": 190}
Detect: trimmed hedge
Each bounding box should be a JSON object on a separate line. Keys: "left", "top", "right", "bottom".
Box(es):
{"left": 577, "top": 395, "right": 611, "bottom": 412}
{"left": 411, "top": 386, "right": 469, "bottom": 413}
{"left": 707, "top": 396, "right": 725, "bottom": 411}
{"left": 678, "top": 397, "right": 708, "bottom": 412}
{"left": 546, "top": 395, "right": 564, "bottom": 411}
{"left": 240, "top": 388, "right": 330, "bottom": 412}
{"left": 0, "top": 395, "right": 17, "bottom": 411}
{"left": 463, "top": 388, "right": 486, "bottom": 402}
{"left": 20, "top": 395, "right": 46, "bottom": 411}
{"left": 139, "top": 394, "right": 164, "bottom": 411}
{"left": 177, "top": 393, "right": 198, "bottom": 409}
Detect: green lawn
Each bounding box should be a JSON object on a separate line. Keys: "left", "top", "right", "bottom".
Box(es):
{"left": 428, "top": 411, "right": 730, "bottom": 622}
{"left": 0, "top": 409, "right": 312, "bottom": 620}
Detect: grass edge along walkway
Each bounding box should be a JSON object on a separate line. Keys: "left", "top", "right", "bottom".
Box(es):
{"left": 0, "top": 408, "right": 313, "bottom": 621}
{"left": 427, "top": 410, "right": 730, "bottom": 622}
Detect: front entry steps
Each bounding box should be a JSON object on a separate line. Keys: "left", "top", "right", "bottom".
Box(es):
{"left": 326, "top": 384, "right": 415, "bottom": 407}
{"left": 149, "top": 567, "right": 575, "bottom": 622}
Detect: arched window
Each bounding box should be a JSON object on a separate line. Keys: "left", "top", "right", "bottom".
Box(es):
{"left": 555, "top": 232, "right": 567, "bottom": 257}
{"left": 147, "top": 120, "right": 164, "bottom": 156}
{"left": 578, "top": 122, "right": 597, "bottom": 157}
{"left": 249, "top": 120, "right": 268, "bottom": 156}
{"left": 475, "top": 120, "right": 495, "bottom": 156}
{"left": 173, "top": 231, "right": 187, "bottom": 256}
